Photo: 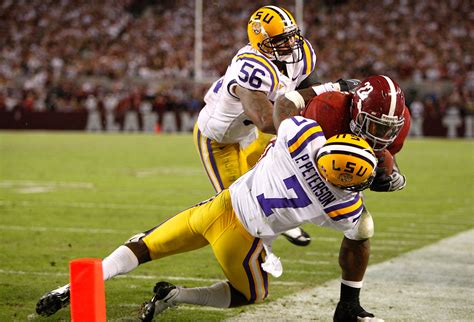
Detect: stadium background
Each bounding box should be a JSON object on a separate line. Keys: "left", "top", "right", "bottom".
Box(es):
{"left": 0, "top": 0, "right": 473, "bottom": 321}
{"left": 0, "top": 0, "right": 472, "bottom": 137}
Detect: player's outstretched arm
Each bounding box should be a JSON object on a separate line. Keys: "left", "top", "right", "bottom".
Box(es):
{"left": 235, "top": 85, "right": 276, "bottom": 134}
{"left": 273, "top": 79, "right": 361, "bottom": 131}
{"left": 273, "top": 88, "right": 314, "bottom": 130}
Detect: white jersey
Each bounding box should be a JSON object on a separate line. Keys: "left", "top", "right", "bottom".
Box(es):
{"left": 229, "top": 116, "right": 364, "bottom": 241}
{"left": 197, "top": 40, "right": 316, "bottom": 144}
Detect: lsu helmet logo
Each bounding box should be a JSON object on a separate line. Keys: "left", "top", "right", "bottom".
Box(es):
{"left": 251, "top": 21, "right": 262, "bottom": 35}
{"left": 338, "top": 172, "right": 353, "bottom": 183}
{"left": 316, "top": 134, "right": 377, "bottom": 191}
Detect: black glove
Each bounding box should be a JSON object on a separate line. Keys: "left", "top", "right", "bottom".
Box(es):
{"left": 336, "top": 79, "right": 361, "bottom": 92}
{"left": 370, "top": 167, "right": 407, "bottom": 192}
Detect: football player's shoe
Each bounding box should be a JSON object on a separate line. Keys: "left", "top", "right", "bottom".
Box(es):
{"left": 139, "top": 281, "right": 179, "bottom": 321}
{"left": 36, "top": 284, "right": 70, "bottom": 317}
{"left": 333, "top": 301, "right": 384, "bottom": 322}
{"left": 281, "top": 227, "right": 311, "bottom": 246}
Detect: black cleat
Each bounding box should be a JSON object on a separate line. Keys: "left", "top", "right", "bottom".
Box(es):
{"left": 138, "top": 281, "right": 179, "bottom": 321}
{"left": 282, "top": 227, "right": 311, "bottom": 246}
{"left": 333, "top": 301, "right": 384, "bottom": 322}
{"left": 36, "top": 284, "right": 70, "bottom": 317}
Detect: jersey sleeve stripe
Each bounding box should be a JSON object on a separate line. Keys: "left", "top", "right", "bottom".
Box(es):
{"left": 287, "top": 123, "right": 324, "bottom": 157}
{"left": 302, "top": 39, "right": 316, "bottom": 75}
{"left": 237, "top": 53, "right": 279, "bottom": 92}
{"left": 324, "top": 195, "right": 363, "bottom": 221}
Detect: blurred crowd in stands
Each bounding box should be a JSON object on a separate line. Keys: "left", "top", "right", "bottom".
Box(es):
{"left": 0, "top": 0, "right": 473, "bottom": 132}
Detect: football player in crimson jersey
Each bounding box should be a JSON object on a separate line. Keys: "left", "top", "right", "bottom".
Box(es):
{"left": 277, "top": 74, "right": 410, "bottom": 192}
{"left": 274, "top": 74, "right": 409, "bottom": 321}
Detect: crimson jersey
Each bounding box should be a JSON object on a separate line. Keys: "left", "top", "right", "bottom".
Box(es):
{"left": 303, "top": 91, "right": 410, "bottom": 155}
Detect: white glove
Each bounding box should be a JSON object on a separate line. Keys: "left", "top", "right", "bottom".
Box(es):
{"left": 389, "top": 171, "right": 407, "bottom": 191}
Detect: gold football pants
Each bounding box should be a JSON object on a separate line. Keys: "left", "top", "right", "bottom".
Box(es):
{"left": 142, "top": 190, "right": 268, "bottom": 303}
{"left": 193, "top": 123, "right": 274, "bottom": 192}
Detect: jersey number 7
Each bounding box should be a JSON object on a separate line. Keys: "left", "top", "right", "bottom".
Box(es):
{"left": 256, "top": 175, "right": 311, "bottom": 216}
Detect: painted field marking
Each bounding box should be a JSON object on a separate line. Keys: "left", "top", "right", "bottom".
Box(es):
{"left": 0, "top": 200, "right": 185, "bottom": 211}
{"left": 375, "top": 232, "right": 441, "bottom": 239}
{"left": 0, "top": 269, "right": 302, "bottom": 286}
{"left": 284, "top": 270, "right": 335, "bottom": 276}
{"left": 115, "top": 303, "right": 226, "bottom": 312}
{"left": 0, "top": 225, "right": 127, "bottom": 235}
{"left": 0, "top": 180, "right": 94, "bottom": 189}
{"left": 133, "top": 167, "right": 203, "bottom": 177}
{"left": 0, "top": 180, "right": 94, "bottom": 194}
{"left": 288, "top": 259, "right": 333, "bottom": 266}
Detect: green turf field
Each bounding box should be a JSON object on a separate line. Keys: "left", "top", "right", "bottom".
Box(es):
{"left": 0, "top": 132, "right": 473, "bottom": 321}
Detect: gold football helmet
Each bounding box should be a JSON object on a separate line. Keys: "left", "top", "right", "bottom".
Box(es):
{"left": 316, "top": 134, "right": 377, "bottom": 191}
{"left": 247, "top": 5, "right": 304, "bottom": 63}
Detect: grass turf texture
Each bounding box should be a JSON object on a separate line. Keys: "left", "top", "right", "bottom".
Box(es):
{"left": 0, "top": 132, "right": 472, "bottom": 321}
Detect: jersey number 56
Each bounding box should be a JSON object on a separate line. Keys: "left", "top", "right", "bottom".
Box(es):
{"left": 238, "top": 62, "right": 265, "bottom": 89}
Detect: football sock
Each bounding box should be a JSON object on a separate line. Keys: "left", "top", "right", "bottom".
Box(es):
{"left": 102, "top": 245, "right": 139, "bottom": 280}
{"left": 173, "top": 281, "right": 231, "bottom": 308}
{"left": 340, "top": 279, "right": 363, "bottom": 303}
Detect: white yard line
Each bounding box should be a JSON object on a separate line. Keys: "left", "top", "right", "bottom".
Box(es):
{"left": 230, "top": 229, "right": 474, "bottom": 321}
{"left": 0, "top": 269, "right": 302, "bottom": 287}
{"left": 0, "top": 200, "right": 184, "bottom": 211}
{"left": 0, "top": 180, "right": 94, "bottom": 189}
{"left": 133, "top": 167, "right": 203, "bottom": 177}
{"left": 0, "top": 225, "right": 127, "bottom": 234}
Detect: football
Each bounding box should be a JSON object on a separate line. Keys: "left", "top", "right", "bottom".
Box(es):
{"left": 376, "top": 149, "right": 394, "bottom": 175}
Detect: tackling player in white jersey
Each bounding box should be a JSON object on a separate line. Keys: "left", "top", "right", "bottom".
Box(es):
{"left": 36, "top": 111, "right": 383, "bottom": 321}
{"left": 195, "top": 5, "right": 350, "bottom": 246}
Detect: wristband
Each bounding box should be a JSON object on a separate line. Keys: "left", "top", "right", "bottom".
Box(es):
{"left": 284, "top": 91, "right": 306, "bottom": 110}
{"left": 311, "top": 82, "right": 339, "bottom": 95}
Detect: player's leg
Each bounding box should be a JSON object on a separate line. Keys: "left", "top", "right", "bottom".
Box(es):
{"left": 334, "top": 207, "right": 383, "bottom": 321}
{"left": 139, "top": 191, "right": 268, "bottom": 321}
{"left": 238, "top": 129, "right": 274, "bottom": 173}
{"left": 187, "top": 191, "right": 269, "bottom": 306}
{"left": 193, "top": 123, "right": 241, "bottom": 192}
{"left": 36, "top": 201, "right": 211, "bottom": 317}
{"left": 210, "top": 220, "right": 269, "bottom": 306}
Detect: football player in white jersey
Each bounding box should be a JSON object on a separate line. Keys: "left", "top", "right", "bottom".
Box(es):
{"left": 194, "top": 5, "right": 352, "bottom": 246}
{"left": 36, "top": 115, "right": 382, "bottom": 321}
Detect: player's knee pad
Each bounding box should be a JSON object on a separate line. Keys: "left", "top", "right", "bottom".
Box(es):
{"left": 124, "top": 233, "right": 151, "bottom": 264}
{"left": 354, "top": 209, "right": 374, "bottom": 240}
{"left": 125, "top": 232, "right": 145, "bottom": 244}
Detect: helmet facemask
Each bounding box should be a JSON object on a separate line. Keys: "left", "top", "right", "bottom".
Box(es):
{"left": 350, "top": 111, "right": 405, "bottom": 151}
{"left": 259, "top": 28, "right": 304, "bottom": 63}
{"left": 350, "top": 75, "right": 406, "bottom": 151}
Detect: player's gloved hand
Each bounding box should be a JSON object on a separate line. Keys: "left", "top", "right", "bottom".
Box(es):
{"left": 335, "top": 79, "right": 361, "bottom": 92}
{"left": 370, "top": 168, "right": 406, "bottom": 192}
